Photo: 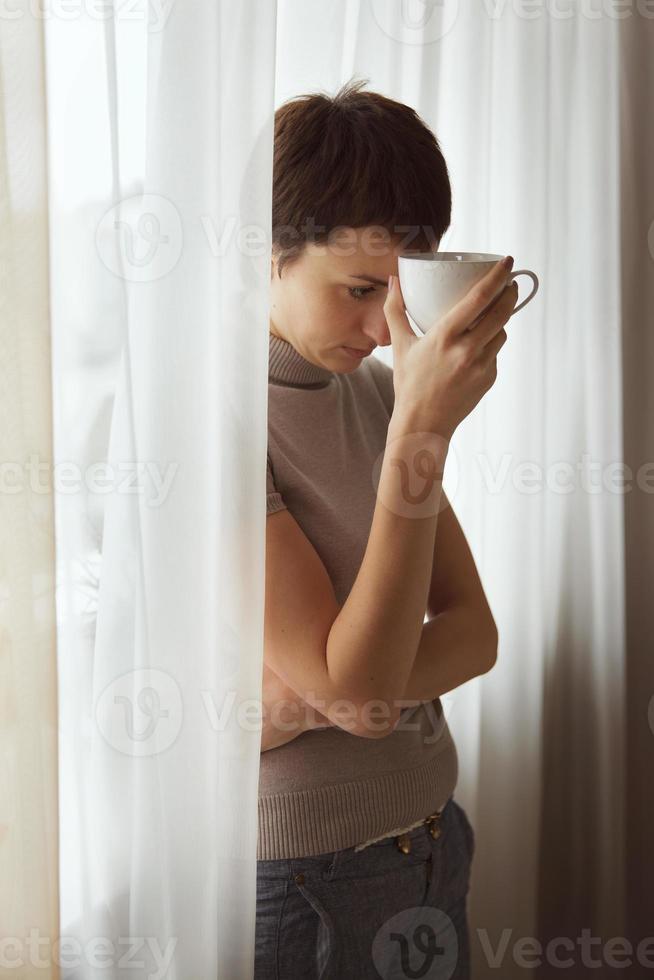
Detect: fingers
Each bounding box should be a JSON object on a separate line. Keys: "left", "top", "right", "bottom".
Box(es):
{"left": 473, "top": 282, "right": 518, "bottom": 370}
{"left": 438, "top": 257, "right": 514, "bottom": 340}
{"left": 383, "top": 274, "right": 415, "bottom": 347}
{"left": 478, "top": 325, "right": 508, "bottom": 369}
{"left": 473, "top": 280, "right": 519, "bottom": 348}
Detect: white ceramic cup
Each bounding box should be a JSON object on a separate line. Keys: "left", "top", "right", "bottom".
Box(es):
{"left": 397, "top": 251, "right": 539, "bottom": 336}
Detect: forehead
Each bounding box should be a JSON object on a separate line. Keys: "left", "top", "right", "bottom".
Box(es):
{"left": 305, "top": 226, "right": 405, "bottom": 271}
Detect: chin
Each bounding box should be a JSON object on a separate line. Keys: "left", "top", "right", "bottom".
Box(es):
{"left": 334, "top": 357, "right": 364, "bottom": 372}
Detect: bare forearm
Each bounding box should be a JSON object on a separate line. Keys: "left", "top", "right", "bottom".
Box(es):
{"left": 260, "top": 605, "right": 496, "bottom": 750}
{"left": 326, "top": 409, "right": 450, "bottom": 718}
{"left": 397, "top": 605, "right": 498, "bottom": 709}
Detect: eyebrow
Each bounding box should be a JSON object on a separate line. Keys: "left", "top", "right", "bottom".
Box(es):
{"left": 348, "top": 274, "right": 389, "bottom": 287}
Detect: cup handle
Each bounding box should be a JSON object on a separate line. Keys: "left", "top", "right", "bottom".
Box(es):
{"left": 510, "top": 270, "right": 539, "bottom": 314}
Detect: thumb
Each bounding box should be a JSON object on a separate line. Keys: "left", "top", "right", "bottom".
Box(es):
{"left": 383, "top": 275, "right": 416, "bottom": 350}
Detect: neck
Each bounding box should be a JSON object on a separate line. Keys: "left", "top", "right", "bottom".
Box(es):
{"left": 268, "top": 332, "right": 334, "bottom": 389}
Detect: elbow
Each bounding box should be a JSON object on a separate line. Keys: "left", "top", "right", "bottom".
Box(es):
{"left": 348, "top": 699, "right": 402, "bottom": 740}
{"left": 323, "top": 674, "right": 402, "bottom": 739}
{"left": 465, "top": 604, "right": 499, "bottom": 675}
{"left": 479, "top": 621, "right": 499, "bottom": 673}
{"left": 352, "top": 721, "right": 400, "bottom": 740}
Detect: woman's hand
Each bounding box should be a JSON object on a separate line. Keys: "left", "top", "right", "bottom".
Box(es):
{"left": 260, "top": 661, "right": 333, "bottom": 752}
{"left": 384, "top": 256, "right": 520, "bottom": 442}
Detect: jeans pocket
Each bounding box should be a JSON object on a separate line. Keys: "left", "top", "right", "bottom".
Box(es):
{"left": 290, "top": 858, "right": 434, "bottom": 980}
{"left": 288, "top": 876, "right": 337, "bottom": 980}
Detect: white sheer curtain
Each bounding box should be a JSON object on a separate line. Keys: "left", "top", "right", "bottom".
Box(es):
{"left": 275, "top": 2, "right": 634, "bottom": 976}
{"left": 5, "top": 1, "right": 652, "bottom": 977}
{"left": 46, "top": 2, "right": 277, "bottom": 977}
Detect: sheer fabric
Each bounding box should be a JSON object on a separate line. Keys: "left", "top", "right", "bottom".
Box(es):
{"left": 47, "top": 3, "right": 277, "bottom": 976}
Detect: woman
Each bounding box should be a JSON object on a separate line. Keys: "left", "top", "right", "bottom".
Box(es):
{"left": 257, "top": 78, "right": 518, "bottom": 979}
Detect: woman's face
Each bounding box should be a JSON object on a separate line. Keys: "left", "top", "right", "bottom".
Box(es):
{"left": 269, "top": 226, "right": 430, "bottom": 373}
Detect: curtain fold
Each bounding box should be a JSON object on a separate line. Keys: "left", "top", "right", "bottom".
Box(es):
{"left": 46, "top": 2, "right": 278, "bottom": 976}
{"left": 0, "top": 12, "right": 60, "bottom": 978}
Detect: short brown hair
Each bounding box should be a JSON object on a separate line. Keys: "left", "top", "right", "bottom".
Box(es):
{"left": 272, "top": 76, "right": 452, "bottom": 278}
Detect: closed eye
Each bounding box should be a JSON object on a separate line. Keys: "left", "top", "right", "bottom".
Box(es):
{"left": 348, "top": 286, "right": 376, "bottom": 300}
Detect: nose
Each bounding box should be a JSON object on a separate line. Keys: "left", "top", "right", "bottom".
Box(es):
{"left": 361, "top": 309, "right": 392, "bottom": 348}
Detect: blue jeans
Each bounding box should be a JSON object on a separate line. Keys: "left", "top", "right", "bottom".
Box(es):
{"left": 255, "top": 796, "right": 475, "bottom": 979}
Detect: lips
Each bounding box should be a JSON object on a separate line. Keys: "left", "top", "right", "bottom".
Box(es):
{"left": 342, "top": 347, "right": 371, "bottom": 358}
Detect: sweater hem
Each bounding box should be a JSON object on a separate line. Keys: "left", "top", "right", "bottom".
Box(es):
{"left": 257, "top": 729, "right": 458, "bottom": 860}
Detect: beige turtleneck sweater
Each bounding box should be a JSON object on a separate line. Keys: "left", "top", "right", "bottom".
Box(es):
{"left": 259, "top": 332, "right": 458, "bottom": 860}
